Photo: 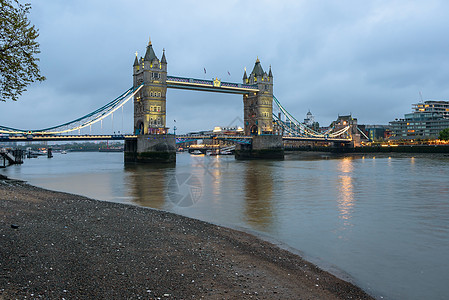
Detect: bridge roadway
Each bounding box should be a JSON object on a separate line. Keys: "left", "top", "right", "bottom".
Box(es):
{"left": 1, "top": 134, "right": 351, "bottom": 143}
{"left": 0, "top": 134, "right": 137, "bottom": 142}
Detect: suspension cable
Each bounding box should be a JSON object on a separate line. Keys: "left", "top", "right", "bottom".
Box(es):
{"left": 0, "top": 84, "right": 143, "bottom": 135}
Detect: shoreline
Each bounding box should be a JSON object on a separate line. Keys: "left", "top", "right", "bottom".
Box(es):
{"left": 1, "top": 176, "right": 374, "bottom": 299}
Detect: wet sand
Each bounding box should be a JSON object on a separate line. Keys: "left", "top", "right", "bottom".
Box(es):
{"left": 0, "top": 176, "right": 374, "bottom": 299}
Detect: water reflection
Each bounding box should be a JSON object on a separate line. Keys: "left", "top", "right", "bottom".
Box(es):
{"left": 337, "top": 158, "right": 355, "bottom": 227}
{"left": 243, "top": 161, "right": 274, "bottom": 230}
{"left": 124, "top": 163, "right": 173, "bottom": 209}
{"left": 4, "top": 152, "right": 449, "bottom": 299}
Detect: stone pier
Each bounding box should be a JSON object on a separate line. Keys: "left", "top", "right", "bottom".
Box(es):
{"left": 235, "top": 135, "right": 284, "bottom": 160}
{"left": 124, "top": 135, "right": 176, "bottom": 163}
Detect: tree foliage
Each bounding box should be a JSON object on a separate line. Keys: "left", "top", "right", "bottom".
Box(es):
{"left": 0, "top": 0, "right": 45, "bottom": 102}
{"left": 439, "top": 127, "right": 449, "bottom": 141}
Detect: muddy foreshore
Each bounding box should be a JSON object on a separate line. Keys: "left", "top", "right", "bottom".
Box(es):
{"left": 0, "top": 176, "right": 374, "bottom": 299}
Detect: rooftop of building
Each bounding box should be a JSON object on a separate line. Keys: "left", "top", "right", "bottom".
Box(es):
{"left": 415, "top": 100, "right": 449, "bottom": 105}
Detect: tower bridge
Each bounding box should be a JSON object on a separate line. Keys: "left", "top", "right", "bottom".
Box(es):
{"left": 131, "top": 38, "right": 275, "bottom": 139}
{"left": 0, "top": 37, "right": 358, "bottom": 163}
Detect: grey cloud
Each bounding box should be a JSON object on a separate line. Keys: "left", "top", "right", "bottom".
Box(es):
{"left": 2, "top": 0, "right": 449, "bottom": 133}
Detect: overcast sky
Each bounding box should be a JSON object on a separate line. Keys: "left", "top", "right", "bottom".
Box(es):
{"left": 2, "top": 0, "right": 449, "bottom": 134}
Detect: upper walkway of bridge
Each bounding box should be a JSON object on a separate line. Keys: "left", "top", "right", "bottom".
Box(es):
{"left": 166, "top": 76, "right": 259, "bottom": 94}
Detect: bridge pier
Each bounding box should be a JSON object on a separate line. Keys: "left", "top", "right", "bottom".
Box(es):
{"left": 124, "top": 135, "right": 176, "bottom": 163}
{"left": 235, "top": 135, "right": 284, "bottom": 160}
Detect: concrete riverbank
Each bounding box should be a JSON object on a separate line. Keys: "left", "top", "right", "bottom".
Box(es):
{"left": 0, "top": 176, "right": 373, "bottom": 299}
{"left": 285, "top": 144, "right": 449, "bottom": 153}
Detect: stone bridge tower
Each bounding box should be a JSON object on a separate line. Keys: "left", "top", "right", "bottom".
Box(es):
{"left": 236, "top": 59, "right": 283, "bottom": 159}
{"left": 242, "top": 58, "right": 274, "bottom": 135}
{"left": 125, "top": 38, "right": 175, "bottom": 163}
{"left": 132, "top": 38, "right": 167, "bottom": 135}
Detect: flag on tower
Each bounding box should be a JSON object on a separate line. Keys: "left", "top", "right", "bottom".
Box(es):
{"left": 204, "top": 68, "right": 206, "bottom": 74}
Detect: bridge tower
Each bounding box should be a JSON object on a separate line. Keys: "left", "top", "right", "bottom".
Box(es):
{"left": 125, "top": 38, "right": 175, "bottom": 163}
{"left": 236, "top": 59, "right": 284, "bottom": 159}
{"left": 242, "top": 58, "right": 274, "bottom": 135}
{"left": 132, "top": 38, "right": 168, "bottom": 135}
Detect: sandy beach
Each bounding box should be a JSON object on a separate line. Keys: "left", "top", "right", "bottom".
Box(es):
{"left": 0, "top": 175, "right": 374, "bottom": 299}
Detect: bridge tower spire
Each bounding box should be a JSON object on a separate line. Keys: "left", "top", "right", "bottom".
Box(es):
{"left": 243, "top": 58, "right": 274, "bottom": 135}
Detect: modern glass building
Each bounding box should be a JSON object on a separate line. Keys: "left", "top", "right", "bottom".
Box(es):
{"left": 390, "top": 101, "right": 449, "bottom": 139}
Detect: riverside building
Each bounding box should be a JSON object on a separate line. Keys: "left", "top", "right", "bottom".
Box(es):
{"left": 389, "top": 100, "right": 449, "bottom": 139}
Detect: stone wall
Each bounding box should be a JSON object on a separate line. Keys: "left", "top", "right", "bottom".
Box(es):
{"left": 125, "top": 135, "right": 176, "bottom": 163}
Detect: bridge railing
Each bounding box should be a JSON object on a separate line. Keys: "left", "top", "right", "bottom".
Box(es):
{"left": 166, "top": 76, "right": 190, "bottom": 83}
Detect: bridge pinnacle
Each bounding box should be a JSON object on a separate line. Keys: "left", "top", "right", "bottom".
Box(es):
{"left": 144, "top": 40, "right": 158, "bottom": 62}
{"left": 133, "top": 52, "right": 139, "bottom": 66}
{"left": 251, "top": 58, "right": 264, "bottom": 77}
{"left": 148, "top": 36, "right": 152, "bottom": 46}
{"left": 161, "top": 48, "right": 167, "bottom": 64}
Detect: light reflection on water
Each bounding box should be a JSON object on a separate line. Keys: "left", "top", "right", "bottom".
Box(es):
{"left": 2, "top": 151, "right": 449, "bottom": 300}
{"left": 337, "top": 158, "right": 355, "bottom": 228}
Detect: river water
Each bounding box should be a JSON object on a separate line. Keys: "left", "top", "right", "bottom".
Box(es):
{"left": 2, "top": 151, "right": 449, "bottom": 299}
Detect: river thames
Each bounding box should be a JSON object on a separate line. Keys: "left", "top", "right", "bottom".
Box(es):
{"left": 2, "top": 151, "right": 449, "bottom": 299}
